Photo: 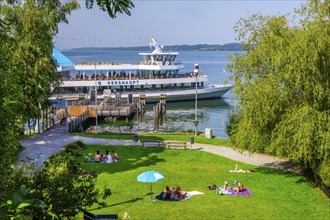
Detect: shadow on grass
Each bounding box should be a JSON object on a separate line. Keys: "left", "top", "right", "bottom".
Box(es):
{"left": 88, "top": 197, "right": 145, "bottom": 211}
{"left": 254, "top": 165, "right": 319, "bottom": 187}
{"left": 79, "top": 144, "right": 167, "bottom": 174}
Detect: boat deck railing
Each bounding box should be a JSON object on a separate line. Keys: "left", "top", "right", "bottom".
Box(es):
{"left": 68, "top": 72, "right": 201, "bottom": 81}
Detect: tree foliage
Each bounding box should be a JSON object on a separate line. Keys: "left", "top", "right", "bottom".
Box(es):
{"left": 227, "top": 0, "right": 329, "bottom": 179}
{"left": 0, "top": 0, "right": 133, "bottom": 218}
{"left": 1, "top": 142, "right": 111, "bottom": 218}
{"left": 85, "top": 0, "right": 135, "bottom": 18}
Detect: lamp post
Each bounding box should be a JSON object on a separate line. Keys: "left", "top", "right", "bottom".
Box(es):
{"left": 94, "top": 65, "right": 98, "bottom": 134}
{"left": 194, "top": 64, "right": 199, "bottom": 136}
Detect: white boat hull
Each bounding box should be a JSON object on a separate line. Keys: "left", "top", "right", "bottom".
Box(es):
{"left": 100, "top": 85, "right": 233, "bottom": 103}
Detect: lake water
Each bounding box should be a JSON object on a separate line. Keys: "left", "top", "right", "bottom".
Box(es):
{"left": 62, "top": 50, "right": 238, "bottom": 138}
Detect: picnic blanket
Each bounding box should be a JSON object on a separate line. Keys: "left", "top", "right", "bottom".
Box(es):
{"left": 217, "top": 188, "right": 252, "bottom": 196}
{"left": 155, "top": 191, "right": 204, "bottom": 201}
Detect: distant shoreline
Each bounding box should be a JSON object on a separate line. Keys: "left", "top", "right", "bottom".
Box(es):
{"left": 63, "top": 43, "right": 243, "bottom": 52}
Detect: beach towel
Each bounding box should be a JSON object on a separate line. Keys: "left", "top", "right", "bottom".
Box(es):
{"left": 156, "top": 191, "right": 204, "bottom": 201}
{"left": 182, "top": 191, "right": 204, "bottom": 200}
{"left": 218, "top": 188, "right": 252, "bottom": 196}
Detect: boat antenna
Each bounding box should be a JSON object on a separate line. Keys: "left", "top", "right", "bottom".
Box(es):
{"left": 150, "top": 37, "right": 163, "bottom": 53}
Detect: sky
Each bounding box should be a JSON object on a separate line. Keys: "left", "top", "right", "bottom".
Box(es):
{"left": 54, "top": 0, "right": 305, "bottom": 49}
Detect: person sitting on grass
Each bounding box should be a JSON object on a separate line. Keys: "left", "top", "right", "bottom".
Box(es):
{"left": 111, "top": 151, "right": 119, "bottom": 162}
{"left": 104, "top": 150, "right": 113, "bottom": 163}
{"left": 233, "top": 180, "right": 243, "bottom": 192}
{"left": 216, "top": 182, "right": 232, "bottom": 195}
{"left": 94, "top": 150, "right": 102, "bottom": 163}
{"left": 174, "top": 186, "right": 187, "bottom": 200}
{"left": 223, "top": 182, "right": 229, "bottom": 191}
{"left": 162, "top": 186, "right": 172, "bottom": 200}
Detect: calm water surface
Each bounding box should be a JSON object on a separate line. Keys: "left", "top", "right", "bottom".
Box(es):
{"left": 63, "top": 50, "right": 238, "bottom": 138}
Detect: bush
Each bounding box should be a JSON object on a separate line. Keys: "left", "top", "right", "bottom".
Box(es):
{"left": 33, "top": 152, "right": 110, "bottom": 218}
{"left": 74, "top": 140, "right": 86, "bottom": 150}
{"left": 64, "top": 141, "right": 86, "bottom": 156}
{"left": 318, "top": 160, "right": 330, "bottom": 188}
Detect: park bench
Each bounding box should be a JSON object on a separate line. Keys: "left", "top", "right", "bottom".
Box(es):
{"left": 140, "top": 140, "right": 163, "bottom": 147}
{"left": 83, "top": 210, "right": 118, "bottom": 220}
{"left": 164, "top": 141, "right": 188, "bottom": 149}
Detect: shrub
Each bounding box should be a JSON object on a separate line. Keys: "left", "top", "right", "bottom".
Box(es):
{"left": 33, "top": 153, "right": 111, "bottom": 218}
{"left": 64, "top": 141, "right": 86, "bottom": 156}
{"left": 318, "top": 160, "right": 330, "bottom": 188}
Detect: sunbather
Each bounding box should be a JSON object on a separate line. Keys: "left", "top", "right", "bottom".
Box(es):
{"left": 163, "top": 186, "right": 172, "bottom": 200}
{"left": 111, "top": 151, "right": 119, "bottom": 162}
{"left": 104, "top": 150, "right": 113, "bottom": 163}
{"left": 223, "top": 182, "right": 229, "bottom": 191}
{"left": 174, "top": 186, "right": 187, "bottom": 199}
{"left": 216, "top": 182, "right": 232, "bottom": 195}
{"left": 233, "top": 180, "right": 243, "bottom": 192}
{"left": 230, "top": 164, "right": 254, "bottom": 173}
{"left": 94, "top": 150, "right": 102, "bottom": 162}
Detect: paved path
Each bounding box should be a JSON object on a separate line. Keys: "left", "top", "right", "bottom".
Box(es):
{"left": 18, "top": 125, "right": 302, "bottom": 173}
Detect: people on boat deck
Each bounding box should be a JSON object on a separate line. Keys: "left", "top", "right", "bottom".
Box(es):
{"left": 104, "top": 150, "right": 113, "bottom": 163}
{"left": 94, "top": 150, "right": 102, "bottom": 162}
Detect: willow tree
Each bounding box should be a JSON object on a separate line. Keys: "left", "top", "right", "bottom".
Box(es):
{"left": 227, "top": 0, "right": 329, "bottom": 183}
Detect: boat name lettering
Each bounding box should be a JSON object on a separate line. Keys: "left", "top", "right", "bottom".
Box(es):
{"left": 98, "top": 80, "right": 139, "bottom": 86}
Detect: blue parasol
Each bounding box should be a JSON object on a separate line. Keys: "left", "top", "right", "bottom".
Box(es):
{"left": 137, "top": 171, "right": 164, "bottom": 201}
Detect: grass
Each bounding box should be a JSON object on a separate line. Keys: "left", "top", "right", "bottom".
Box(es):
{"left": 77, "top": 145, "right": 329, "bottom": 220}
{"left": 73, "top": 133, "right": 231, "bottom": 146}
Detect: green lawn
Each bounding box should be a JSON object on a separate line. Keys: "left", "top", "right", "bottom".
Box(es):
{"left": 77, "top": 145, "right": 329, "bottom": 220}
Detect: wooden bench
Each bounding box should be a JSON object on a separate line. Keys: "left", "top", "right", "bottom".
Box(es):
{"left": 140, "top": 140, "right": 163, "bottom": 147}
{"left": 83, "top": 211, "right": 118, "bottom": 220}
{"left": 164, "top": 141, "right": 188, "bottom": 149}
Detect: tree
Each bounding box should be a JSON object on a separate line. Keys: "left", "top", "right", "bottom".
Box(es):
{"left": 227, "top": 0, "right": 329, "bottom": 181}
{"left": 85, "top": 0, "right": 135, "bottom": 18}
{"left": 0, "top": 0, "right": 133, "bottom": 216}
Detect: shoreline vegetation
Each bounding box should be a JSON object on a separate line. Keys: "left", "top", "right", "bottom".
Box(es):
{"left": 63, "top": 43, "right": 243, "bottom": 52}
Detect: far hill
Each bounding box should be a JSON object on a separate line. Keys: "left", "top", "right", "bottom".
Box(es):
{"left": 66, "top": 43, "right": 243, "bottom": 52}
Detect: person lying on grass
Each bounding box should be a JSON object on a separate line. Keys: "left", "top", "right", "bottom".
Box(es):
{"left": 230, "top": 164, "right": 254, "bottom": 173}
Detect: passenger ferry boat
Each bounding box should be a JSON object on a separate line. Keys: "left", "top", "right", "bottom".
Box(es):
{"left": 51, "top": 38, "right": 233, "bottom": 103}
